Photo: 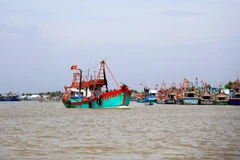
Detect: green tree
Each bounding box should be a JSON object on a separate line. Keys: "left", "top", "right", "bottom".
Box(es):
{"left": 225, "top": 81, "right": 233, "bottom": 89}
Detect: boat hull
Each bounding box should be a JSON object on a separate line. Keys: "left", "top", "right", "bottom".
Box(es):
{"left": 156, "top": 100, "right": 166, "bottom": 104}
{"left": 63, "top": 90, "right": 131, "bottom": 108}
{"left": 166, "top": 99, "right": 176, "bottom": 104}
{"left": 136, "top": 98, "right": 145, "bottom": 103}
{"left": 136, "top": 97, "right": 156, "bottom": 103}
{"left": 216, "top": 101, "right": 229, "bottom": 105}
{"left": 183, "top": 98, "right": 199, "bottom": 105}
{"left": 200, "top": 100, "right": 215, "bottom": 105}
{"left": 229, "top": 98, "right": 240, "bottom": 105}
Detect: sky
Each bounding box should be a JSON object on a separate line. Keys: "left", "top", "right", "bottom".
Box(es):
{"left": 0, "top": 0, "right": 239, "bottom": 93}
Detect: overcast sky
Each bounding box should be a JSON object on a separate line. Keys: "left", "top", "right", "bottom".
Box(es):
{"left": 0, "top": 0, "right": 239, "bottom": 93}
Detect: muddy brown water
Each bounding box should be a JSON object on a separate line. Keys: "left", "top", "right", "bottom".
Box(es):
{"left": 0, "top": 102, "right": 240, "bottom": 159}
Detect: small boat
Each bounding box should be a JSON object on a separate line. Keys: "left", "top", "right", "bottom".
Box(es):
{"left": 183, "top": 91, "right": 199, "bottom": 105}
{"left": 199, "top": 93, "right": 215, "bottom": 105}
{"left": 0, "top": 95, "right": 5, "bottom": 101}
{"left": 10, "top": 95, "right": 21, "bottom": 101}
{"left": 0, "top": 93, "right": 21, "bottom": 101}
{"left": 62, "top": 60, "right": 132, "bottom": 108}
{"left": 136, "top": 86, "right": 157, "bottom": 103}
{"left": 215, "top": 94, "right": 229, "bottom": 105}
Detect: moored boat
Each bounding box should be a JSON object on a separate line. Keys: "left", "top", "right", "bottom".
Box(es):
{"left": 200, "top": 93, "right": 215, "bottom": 105}
{"left": 166, "top": 91, "right": 177, "bottom": 104}
{"left": 0, "top": 93, "right": 21, "bottom": 101}
{"left": 183, "top": 91, "right": 199, "bottom": 105}
{"left": 62, "top": 60, "right": 132, "bottom": 108}
{"left": 216, "top": 94, "right": 229, "bottom": 105}
{"left": 136, "top": 86, "right": 157, "bottom": 103}
{"left": 182, "top": 82, "right": 199, "bottom": 105}
{"left": 229, "top": 79, "right": 240, "bottom": 105}
{"left": 229, "top": 92, "right": 240, "bottom": 105}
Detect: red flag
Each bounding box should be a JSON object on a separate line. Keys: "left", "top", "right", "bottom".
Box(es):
{"left": 140, "top": 84, "right": 142, "bottom": 86}
{"left": 71, "top": 65, "right": 77, "bottom": 70}
{"left": 156, "top": 84, "right": 158, "bottom": 86}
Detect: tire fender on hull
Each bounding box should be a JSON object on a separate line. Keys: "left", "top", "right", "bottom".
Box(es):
{"left": 97, "top": 98, "right": 102, "bottom": 105}
{"left": 89, "top": 101, "right": 92, "bottom": 108}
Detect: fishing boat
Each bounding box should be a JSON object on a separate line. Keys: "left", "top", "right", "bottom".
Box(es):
{"left": 199, "top": 93, "right": 215, "bottom": 105}
{"left": 166, "top": 83, "right": 177, "bottom": 104}
{"left": 0, "top": 93, "right": 21, "bottom": 101}
{"left": 229, "top": 90, "right": 240, "bottom": 105}
{"left": 10, "top": 95, "right": 21, "bottom": 101}
{"left": 182, "top": 82, "right": 199, "bottom": 105}
{"left": 183, "top": 91, "right": 199, "bottom": 105}
{"left": 62, "top": 60, "right": 132, "bottom": 108}
{"left": 0, "top": 94, "right": 5, "bottom": 101}
{"left": 136, "top": 86, "right": 157, "bottom": 103}
{"left": 216, "top": 94, "right": 229, "bottom": 105}
{"left": 229, "top": 79, "right": 240, "bottom": 105}
{"left": 166, "top": 91, "right": 177, "bottom": 104}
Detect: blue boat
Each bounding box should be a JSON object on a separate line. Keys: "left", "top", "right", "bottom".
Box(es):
{"left": 10, "top": 95, "right": 21, "bottom": 101}
{"left": 0, "top": 95, "right": 5, "bottom": 101}
{"left": 229, "top": 91, "right": 240, "bottom": 105}
{"left": 183, "top": 91, "right": 199, "bottom": 105}
{"left": 136, "top": 86, "right": 157, "bottom": 103}
{"left": 0, "top": 94, "right": 21, "bottom": 101}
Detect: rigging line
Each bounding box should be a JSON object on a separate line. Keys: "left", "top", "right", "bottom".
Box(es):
{"left": 82, "top": 63, "right": 99, "bottom": 73}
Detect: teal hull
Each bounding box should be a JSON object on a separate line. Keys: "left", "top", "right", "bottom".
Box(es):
{"left": 63, "top": 92, "right": 131, "bottom": 108}
{"left": 136, "top": 98, "right": 145, "bottom": 103}
{"left": 136, "top": 97, "right": 156, "bottom": 103}
{"left": 216, "top": 101, "right": 229, "bottom": 105}
{"left": 183, "top": 98, "right": 199, "bottom": 105}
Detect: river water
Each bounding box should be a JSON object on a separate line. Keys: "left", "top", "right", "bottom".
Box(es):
{"left": 0, "top": 102, "right": 240, "bottom": 160}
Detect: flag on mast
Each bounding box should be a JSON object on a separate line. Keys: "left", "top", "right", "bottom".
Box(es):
{"left": 71, "top": 65, "right": 77, "bottom": 70}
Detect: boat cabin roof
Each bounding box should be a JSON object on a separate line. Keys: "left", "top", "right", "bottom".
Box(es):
{"left": 217, "top": 95, "right": 227, "bottom": 98}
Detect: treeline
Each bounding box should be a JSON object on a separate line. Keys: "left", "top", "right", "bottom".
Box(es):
{"left": 22, "top": 91, "right": 64, "bottom": 97}
{"left": 225, "top": 79, "right": 239, "bottom": 89}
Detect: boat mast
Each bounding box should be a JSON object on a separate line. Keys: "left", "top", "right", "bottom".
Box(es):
{"left": 103, "top": 64, "right": 109, "bottom": 92}
{"left": 78, "top": 69, "right": 82, "bottom": 97}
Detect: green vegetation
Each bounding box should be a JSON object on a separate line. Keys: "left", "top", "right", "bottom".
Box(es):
{"left": 225, "top": 81, "right": 233, "bottom": 89}
{"left": 131, "top": 89, "right": 138, "bottom": 93}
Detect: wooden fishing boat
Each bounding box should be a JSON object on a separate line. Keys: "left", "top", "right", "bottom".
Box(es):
{"left": 166, "top": 91, "right": 176, "bottom": 104}
{"left": 216, "top": 94, "right": 229, "bottom": 105}
{"left": 136, "top": 86, "right": 157, "bottom": 103}
{"left": 183, "top": 91, "right": 199, "bottom": 105}
{"left": 199, "top": 93, "right": 215, "bottom": 105}
{"left": 182, "top": 82, "right": 199, "bottom": 105}
{"left": 62, "top": 60, "right": 132, "bottom": 108}
{"left": 0, "top": 93, "right": 21, "bottom": 101}
{"left": 166, "top": 83, "right": 177, "bottom": 104}
{"left": 229, "top": 79, "right": 240, "bottom": 105}
{"left": 229, "top": 92, "right": 240, "bottom": 105}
